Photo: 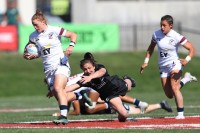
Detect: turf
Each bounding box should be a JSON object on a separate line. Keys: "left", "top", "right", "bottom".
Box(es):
{"left": 0, "top": 52, "right": 199, "bottom": 132}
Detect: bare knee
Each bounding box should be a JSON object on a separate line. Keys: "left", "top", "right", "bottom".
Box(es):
{"left": 53, "top": 85, "right": 62, "bottom": 93}
{"left": 117, "top": 109, "right": 128, "bottom": 122}
{"left": 166, "top": 95, "right": 173, "bottom": 99}
{"left": 118, "top": 113, "right": 128, "bottom": 122}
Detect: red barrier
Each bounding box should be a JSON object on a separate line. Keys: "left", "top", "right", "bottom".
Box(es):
{"left": 0, "top": 25, "right": 18, "bottom": 51}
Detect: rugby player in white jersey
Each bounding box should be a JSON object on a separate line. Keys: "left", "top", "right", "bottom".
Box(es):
{"left": 140, "top": 15, "right": 197, "bottom": 119}
{"left": 24, "top": 9, "right": 77, "bottom": 124}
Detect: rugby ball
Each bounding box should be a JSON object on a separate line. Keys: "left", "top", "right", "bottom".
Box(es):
{"left": 26, "top": 43, "right": 39, "bottom": 57}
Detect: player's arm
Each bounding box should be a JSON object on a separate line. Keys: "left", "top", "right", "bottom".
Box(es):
{"left": 65, "top": 83, "right": 82, "bottom": 92}
{"left": 23, "top": 40, "right": 38, "bottom": 60}
{"left": 180, "top": 41, "right": 195, "bottom": 66}
{"left": 140, "top": 39, "right": 156, "bottom": 74}
{"left": 81, "top": 67, "right": 107, "bottom": 84}
{"left": 64, "top": 30, "right": 77, "bottom": 57}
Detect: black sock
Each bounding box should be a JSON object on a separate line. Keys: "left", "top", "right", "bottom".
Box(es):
{"left": 134, "top": 99, "right": 140, "bottom": 106}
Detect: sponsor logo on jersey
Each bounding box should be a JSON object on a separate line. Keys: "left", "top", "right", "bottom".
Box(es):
{"left": 48, "top": 32, "right": 54, "bottom": 39}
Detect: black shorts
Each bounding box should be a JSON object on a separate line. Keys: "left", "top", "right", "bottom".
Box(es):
{"left": 98, "top": 75, "right": 128, "bottom": 102}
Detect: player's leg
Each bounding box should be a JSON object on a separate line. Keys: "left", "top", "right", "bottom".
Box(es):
{"left": 109, "top": 97, "right": 129, "bottom": 122}
{"left": 180, "top": 72, "right": 197, "bottom": 88}
{"left": 52, "top": 66, "right": 70, "bottom": 124}
{"left": 86, "top": 102, "right": 108, "bottom": 114}
{"left": 122, "top": 76, "right": 136, "bottom": 91}
{"left": 68, "top": 100, "right": 81, "bottom": 115}
{"left": 52, "top": 92, "right": 79, "bottom": 117}
{"left": 161, "top": 77, "right": 174, "bottom": 99}
{"left": 128, "top": 100, "right": 172, "bottom": 114}
{"left": 120, "top": 95, "right": 148, "bottom": 114}
{"left": 52, "top": 74, "right": 68, "bottom": 124}
{"left": 170, "top": 70, "right": 185, "bottom": 119}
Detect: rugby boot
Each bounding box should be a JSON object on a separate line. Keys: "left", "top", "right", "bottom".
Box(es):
{"left": 53, "top": 115, "right": 68, "bottom": 125}
{"left": 160, "top": 100, "right": 173, "bottom": 112}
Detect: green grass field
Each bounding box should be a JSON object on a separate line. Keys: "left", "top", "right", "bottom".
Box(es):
{"left": 0, "top": 52, "right": 199, "bottom": 132}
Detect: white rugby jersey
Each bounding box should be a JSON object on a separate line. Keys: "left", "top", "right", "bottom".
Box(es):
{"left": 67, "top": 73, "right": 84, "bottom": 86}
{"left": 152, "top": 29, "right": 187, "bottom": 66}
{"left": 29, "top": 25, "right": 69, "bottom": 75}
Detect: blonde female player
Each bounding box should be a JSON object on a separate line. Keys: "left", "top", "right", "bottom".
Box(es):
{"left": 140, "top": 15, "right": 197, "bottom": 119}
{"left": 24, "top": 9, "right": 77, "bottom": 124}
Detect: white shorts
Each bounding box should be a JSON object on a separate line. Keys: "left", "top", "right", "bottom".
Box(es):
{"left": 46, "top": 65, "right": 71, "bottom": 91}
{"left": 159, "top": 60, "right": 183, "bottom": 78}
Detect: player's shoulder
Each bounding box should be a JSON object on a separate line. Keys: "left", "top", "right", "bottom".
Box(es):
{"left": 29, "top": 31, "right": 39, "bottom": 43}
{"left": 47, "top": 25, "right": 62, "bottom": 31}
{"left": 153, "top": 29, "right": 163, "bottom": 35}
{"left": 29, "top": 31, "right": 38, "bottom": 37}
{"left": 47, "top": 25, "right": 65, "bottom": 35}
{"left": 168, "top": 29, "right": 184, "bottom": 39}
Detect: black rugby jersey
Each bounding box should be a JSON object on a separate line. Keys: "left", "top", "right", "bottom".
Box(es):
{"left": 82, "top": 64, "right": 123, "bottom": 98}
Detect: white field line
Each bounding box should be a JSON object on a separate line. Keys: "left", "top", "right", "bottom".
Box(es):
{"left": 125, "top": 124, "right": 200, "bottom": 129}
{"left": 0, "top": 116, "right": 200, "bottom": 129}
{"left": 11, "top": 115, "right": 200, "bottom": 124}
{"left": 1, "top": 123, "right": 200, "bottom": 129}
{"left": 0, "top": 107, "right": 58, "bottom": 112}
{"left": 172, "top": 105, "right": 200, "bottom": 108}
{"left": 0, "top": 105, "right": 200, "bottom": 113}
{"left": 1, "top": 124, "right": 200, "bottom": 129}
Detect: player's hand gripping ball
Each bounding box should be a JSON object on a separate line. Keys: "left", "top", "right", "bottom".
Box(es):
{"left": 25, "top": 43, "right": 39, "bottom": 57}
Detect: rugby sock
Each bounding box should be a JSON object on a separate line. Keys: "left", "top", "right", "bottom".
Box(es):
{"left": 59, "top": 105, "right": 68, "bottom": 117}
{"left": 180, "top": 76, "right": 191, "bottom": 88}
{"left": 180, "top": 81, "right": 184, "bottom": 88}
{"left": 133, "top": 99, "right": 140, "bottom": 107}
{"left": 180, "top": 77, "right": 188, "bottom": 88}
{"left": 177, "top": 107, "right": 184, "bottom": 115}
{"left": 104, "top": 103, "right": 109, "bottom": 109}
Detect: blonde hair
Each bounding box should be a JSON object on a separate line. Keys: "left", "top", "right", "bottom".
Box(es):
{"left": 31, "top": 9, "right": 47, "bottom": 24}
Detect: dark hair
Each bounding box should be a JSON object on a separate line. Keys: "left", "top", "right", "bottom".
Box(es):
{"left": 161, "top": 15, "right": 173, "bottom": 25}
{"left": 80, "top": 52, "right": 96, "bottom": 69}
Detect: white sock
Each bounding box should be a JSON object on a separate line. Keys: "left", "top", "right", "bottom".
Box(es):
{"left": 181, "top": 77, "right": 188, "bottom": 84}
{"left": 177, "top": 111, "right": 184, "bottom": 116}
{"left": 104, "top": 103, "right": 108, "bottom": 109}
{"left": 133, "top": 98, "right": 136, "bottom": 103}
{"left": 61, "top": 110, "right": 68, "bottom": 117}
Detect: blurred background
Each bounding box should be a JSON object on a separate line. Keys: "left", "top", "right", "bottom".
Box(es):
{"left": 0, "top": 0, "right": 200, "bottom": 55}
{"left": 0, "top": 1, "right": 199, "bottom": 123}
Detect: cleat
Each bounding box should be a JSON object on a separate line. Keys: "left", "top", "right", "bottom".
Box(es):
{"left": 139, "top": 101, "right": 148, "bottom": 114}
{"left": 160, "top": 100, "right": 173, "bottom": 112}
{"left": 175, "top": 115, "right": 185, "bottom": 119}
{"left": 85, "top": 102, "right": 96, "bottom": 109}
{"left": 184, "top": 72, "right": 197, "bottom": 82}
{"left": 53, "top": 115, "right": 68, "bottom": 125}
{"left": 80, "top": 90, "right": 93, "bottom": 106}
{"left": 123, "top": 75, "right": 136, "bottom": 87}
{"left": 122, "top": 103, "right": 130, "bottom": 112}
